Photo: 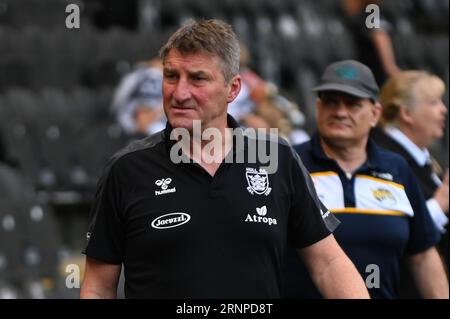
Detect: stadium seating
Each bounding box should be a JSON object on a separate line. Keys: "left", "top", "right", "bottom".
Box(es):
{"left": 0, "top": 164, "right": 61, "bottom": 298}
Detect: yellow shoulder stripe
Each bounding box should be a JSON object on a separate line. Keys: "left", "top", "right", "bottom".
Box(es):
{"left": 310, "top": 171, "right": 339, "bottom": 177}
{"left": 355, "top": 174, "right": 405, "bottom": 190}
{"left": 331, "top": 208, "right": 407, "bottom": 217}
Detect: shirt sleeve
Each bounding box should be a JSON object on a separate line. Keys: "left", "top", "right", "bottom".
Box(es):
{"left": 287, "top": 148, "right": 340, "bottom": 249}
{"left": 403, "top": 164, "right": 441, "bottom": 255}
{"left": 426, "top": 198, "right": 448, "bottom": 234}
{"left": 82, "top": 158, "right": 125, "bottom": 264}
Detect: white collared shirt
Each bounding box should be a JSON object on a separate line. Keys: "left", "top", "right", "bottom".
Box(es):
{"left": 384, "top": 126, "right": 448, "bottom": 233}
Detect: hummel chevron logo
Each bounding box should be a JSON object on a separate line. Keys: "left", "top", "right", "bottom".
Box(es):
{"left": 155, "top": 178, "right": 176, "bottom": 196}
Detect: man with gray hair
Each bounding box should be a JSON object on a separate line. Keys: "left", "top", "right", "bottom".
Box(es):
{"left": 81, "top": 19, "right": 369, "bottom": 299}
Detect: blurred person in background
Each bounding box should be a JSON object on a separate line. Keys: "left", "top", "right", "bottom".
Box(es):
{"left": 282, "top": 60, "right": 448, "bottom": 299}
{"left": 371, "top": 70, "right": 448, "bottom": 297}
{"left": 342, "top": 0, "right": 401, "bottom": 86}
{"left": 228, "top": 43, "right": 309, "bottom": 144}
{"left": 110, "top": 58, "right": 166, "bottom": 139}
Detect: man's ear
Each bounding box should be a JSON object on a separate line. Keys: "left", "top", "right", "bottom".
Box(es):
{"left": 227, "top": 74, "right": 241, "bottom": 103}
{"left": 371, "top": 102, "right": 382, "bottom": 127}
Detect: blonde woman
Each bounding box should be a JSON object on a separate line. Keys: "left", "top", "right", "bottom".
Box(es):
{"left": 372, "top": 71, "right": 448, "bottom": 297}
{"left": 375, "top": 71, "right": 448, "bottom": 233}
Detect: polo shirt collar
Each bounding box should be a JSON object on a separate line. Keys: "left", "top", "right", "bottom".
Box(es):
{"left": 310, "top": 133, "right": 382, "bottom": 171}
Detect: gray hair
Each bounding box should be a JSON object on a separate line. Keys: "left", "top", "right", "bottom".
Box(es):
{"left": 159, "top": 19, "right": 240, "bottom": 83}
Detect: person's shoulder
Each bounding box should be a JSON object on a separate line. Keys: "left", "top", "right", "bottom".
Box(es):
{"left": 372, "top": 130, "right": 414, "bottom": 164}
{"left": 240, "top": 130, "right": 303, "bottom": 171}
{"left": 293, "top": 140, "right": 312, "bottom": 155}
{"left": 371, "top": 128, "right": 394, "bottom": 148}
{"left": 109, "top": 130, "right": 166, "bottom": 167}
{"left": 375, "top": 145, "right": 411, "bottom": 172}
{"left": 241, "top": 128, "right": 291, "bottom": 148}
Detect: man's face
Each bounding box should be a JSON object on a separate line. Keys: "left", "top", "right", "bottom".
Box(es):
{"left": 162, "top": 49, "right": 241, "bottom": 132}
{"left": 316, "top": 91, "right": 381, "bottom": 146}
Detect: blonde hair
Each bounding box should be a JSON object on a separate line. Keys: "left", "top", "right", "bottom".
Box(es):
{"left": 379, "top": 71, "right": 445, "bottom": 126}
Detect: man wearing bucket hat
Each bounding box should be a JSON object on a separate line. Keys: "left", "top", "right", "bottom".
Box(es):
{"left": 282, "top": 60, "right": 448, "bottom": 299}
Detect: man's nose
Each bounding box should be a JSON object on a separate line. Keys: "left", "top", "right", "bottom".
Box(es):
{"left": 332, "top": 101, "right": 349, "bottom": 117}
{"left": 172, "top": 78, "right": 191, "bottom": 103}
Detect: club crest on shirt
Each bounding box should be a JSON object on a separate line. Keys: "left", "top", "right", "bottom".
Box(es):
{"left": 372, "top": 188, "right": 397, "bottom": 206}
{"left": 245, "top": 167, "right": 271, "bottom": 196}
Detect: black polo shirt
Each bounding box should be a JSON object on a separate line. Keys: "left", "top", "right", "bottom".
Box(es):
{"left": 84, "top": 115, "right": 339, "bottom": 298}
